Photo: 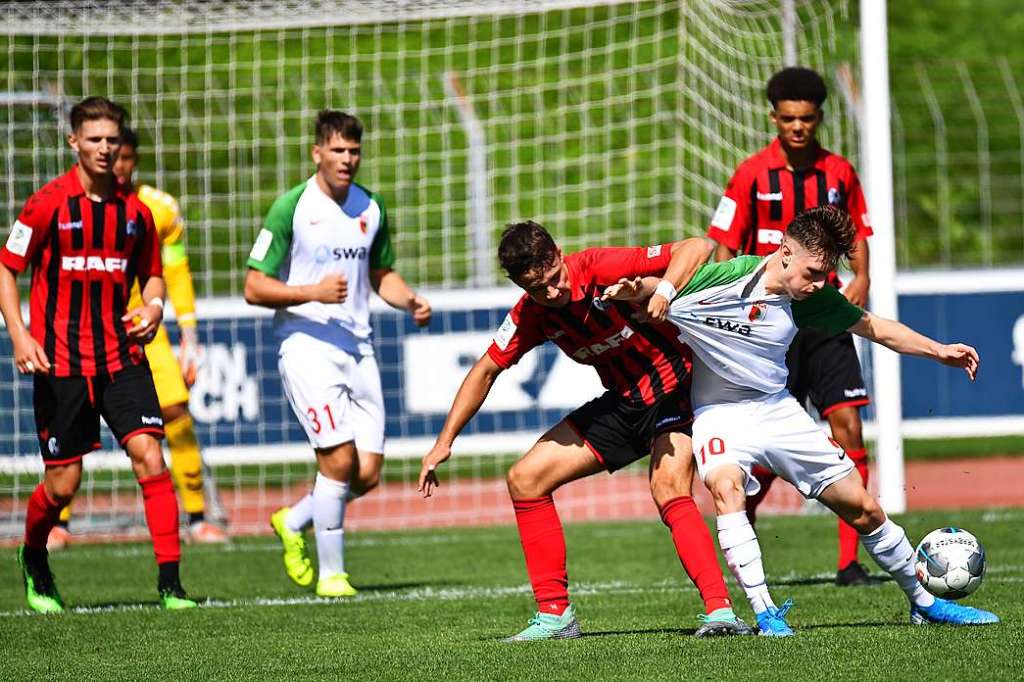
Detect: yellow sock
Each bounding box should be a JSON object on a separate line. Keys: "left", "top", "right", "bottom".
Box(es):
{"left": 166, "top": 413, "right": 206, "bottom": 516}
{"left": 59, "top": 503, "right": 72, "bottom": 524}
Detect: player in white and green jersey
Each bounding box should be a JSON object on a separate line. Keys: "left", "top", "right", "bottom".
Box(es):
{"left": 245, "top": 110, "right": 431, "bottom": 598}
{"left": 605, "top": 205, "right": 998, "bottom": 634}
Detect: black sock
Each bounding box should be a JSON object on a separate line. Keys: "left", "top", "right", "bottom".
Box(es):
{"left": 23, "top": 545, "right": 49, "bottom": 567}
{"left": 188, "top": 512, "right": 205, "bottom": 524}
{"left": 158, "top": 561, "right": 180, "bottom": 590}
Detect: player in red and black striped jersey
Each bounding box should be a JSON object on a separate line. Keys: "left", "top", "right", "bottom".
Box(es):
{"left": 706, "top": 67, "right": 875, "bottom": 586}
{"left": 0, "top": 97, "right": 195, "bottom": 612}
{"left": 417, "top": 221, "right": 750, "bottom": 640}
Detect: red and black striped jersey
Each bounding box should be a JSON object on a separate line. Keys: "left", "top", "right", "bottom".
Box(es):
{"left": 706, "top": 138, "right": 872, "bottom": 286}
{"left": 487, "top": 246, "right": 693, "bottom": 407}
{"left": 0, "top": 166, "right": 162, "bottom": 377}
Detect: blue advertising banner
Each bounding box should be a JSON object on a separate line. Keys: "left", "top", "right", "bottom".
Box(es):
{"left": 1, "top": 284, "right": 1021, "bottom": 460}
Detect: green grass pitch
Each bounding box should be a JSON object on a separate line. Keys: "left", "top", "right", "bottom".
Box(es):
{"left": 1, "top": 509, "right": 1018, "bottom": 681}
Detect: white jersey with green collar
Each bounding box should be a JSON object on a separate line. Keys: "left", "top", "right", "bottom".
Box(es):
{"left": 666, "top": 255, "right": 863, "bottom": 408}
{"left": 247, "top": 177, "right": 396, "bottom": 355}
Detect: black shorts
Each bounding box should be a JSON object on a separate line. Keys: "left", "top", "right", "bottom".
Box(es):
{"left": 786, "top": 328, "right": 870, "bottom": 418}
{"left": 565, "top": 389, "right": 693, "bottom": 472}
{"left": 34, "top": 363, "right": 165, "bottom": 465}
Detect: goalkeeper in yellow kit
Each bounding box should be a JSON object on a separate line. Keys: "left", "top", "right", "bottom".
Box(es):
{"left": 48, "top": 127, "right": 229, "bottom": 547}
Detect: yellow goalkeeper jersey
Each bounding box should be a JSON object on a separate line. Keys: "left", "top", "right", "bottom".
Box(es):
{"left": 129, "top": 184, "right": 197, "bottom": 328}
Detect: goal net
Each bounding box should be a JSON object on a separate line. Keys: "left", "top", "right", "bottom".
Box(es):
{"left": 0, "top": 0, "right": 854, "bottom": 539}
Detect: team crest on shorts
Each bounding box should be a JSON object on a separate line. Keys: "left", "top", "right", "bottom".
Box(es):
{"left": 47, "top": 437, "right": 59, "bottom": 456}
{"left": 748, "top": 302, "right": 766, "bottom": 322}
{"left": 827, "top": 187, "right": 842, "bottom": 205}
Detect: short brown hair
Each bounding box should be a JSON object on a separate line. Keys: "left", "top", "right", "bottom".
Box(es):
{"left": 69, "top": 96, "right": 126, "bottom": 133}
{"left": 498, "top": 221, "right": 558, "bottom": 282}
{"left": 786, "top": 205, "right": 856, "bottom": 271}
{"left": 315, "top": 110, "right": 362, "bottom": 145}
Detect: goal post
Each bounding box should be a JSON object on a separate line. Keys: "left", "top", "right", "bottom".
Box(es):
{"left": 0, "top": 0, "right": 858, "bottom": 538}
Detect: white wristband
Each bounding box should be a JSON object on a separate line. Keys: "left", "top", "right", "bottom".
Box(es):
{"left": 147, "top": 297, "right": 165, "bottom": 310}
{"left": 654, "top": 280, "right": 676, "bottom": 301}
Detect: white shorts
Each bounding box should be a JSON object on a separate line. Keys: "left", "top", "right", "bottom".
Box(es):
{"left": 692, "top": 391, "right": 854, "bottom": 499}
{"left": 278, "top": 333, "right": 386, "bottom": 453}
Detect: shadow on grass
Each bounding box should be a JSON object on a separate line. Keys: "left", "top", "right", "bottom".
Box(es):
{"left": 774, "top": 575, "right": 893, "bottom": 587}
{"left": 354, "top": 580, "right": 453, "bottom": 592}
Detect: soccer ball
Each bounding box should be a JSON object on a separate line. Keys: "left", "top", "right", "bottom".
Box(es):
{"left": 914, "top": 527, "right": 986, "bottom": 599}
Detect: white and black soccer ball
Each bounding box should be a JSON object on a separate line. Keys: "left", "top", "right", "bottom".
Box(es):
{"left": 915, "top": 527, "right": 986, "bottom": 599}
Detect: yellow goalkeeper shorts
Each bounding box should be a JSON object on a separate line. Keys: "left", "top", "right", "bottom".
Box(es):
{"left": 145, "top": 325, "right": 190, "bottom": 410}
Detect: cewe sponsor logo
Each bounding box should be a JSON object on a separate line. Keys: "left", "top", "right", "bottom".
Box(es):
{"left": 61, "top": 256, "right": 128, "bottom": 272}
{"left": 572, "top": 325, "right": 634, "bottom": 361}
{"left": 702, "top": 316, "right": 752, "bottom": 337}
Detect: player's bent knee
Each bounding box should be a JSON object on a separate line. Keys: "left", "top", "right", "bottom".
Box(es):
{"left": 706, "top": 469, "right": 746, "bottom": 513}
{"left": 506, "top": 460, "right": 543, "bottom": 499}
{"left": 649, "top": 469, "right": 692, "bottom": 506}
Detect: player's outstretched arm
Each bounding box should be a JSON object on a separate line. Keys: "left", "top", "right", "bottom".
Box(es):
{"left": 0, "top": 262, "right": 49, "bottom": 374}
{"left": 601, "top": 276, "right": 660, "bottom": 304}
{"left": 370, "top": 268, "right": 431, "bottom": 327}
{"left": 243, "top": 268, "right": 347, "bottom": 308}
{"left": 645, "top": 237, "right": 716, "bottom": 322}
{"left": 418, "top": 353, "right": 504, "bottom": 497}
{"left": 849, "top": 312, "right": 980, "bottom": 381}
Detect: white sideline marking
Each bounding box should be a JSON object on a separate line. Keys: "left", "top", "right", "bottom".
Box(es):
{"left": 3, "top": 571, "right": 1021, "bottom": 619}
{"left": 0, "top": 579, "right": 670, "bottom": 618}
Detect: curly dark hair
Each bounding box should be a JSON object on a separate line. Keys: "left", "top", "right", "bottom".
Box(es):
{"left": 785, "top": 205, "right": 855, "bottom": 271}
{"left": 766, "top": 67, "right": 827, "bottom": 108}
{"left": 498, "top": 220, "right": 559, "bottom": 282}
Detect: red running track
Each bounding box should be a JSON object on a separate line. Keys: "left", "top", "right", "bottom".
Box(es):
{"left": 2, "top": 457, "right": 1022, "bottom": 543}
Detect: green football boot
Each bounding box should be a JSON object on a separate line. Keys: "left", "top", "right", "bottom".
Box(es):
{"left": 270, "top": 507, "right": 315, "bottom": 587}
{"left": 504, "top": 605, "right": 582, "bottom": 642}
{"left": 18, "top": 545, "right": 64, "bottom": 614}
{"left": 159, "top": 581, "right": 199, "bottom": 610}
{"left": 316, "top": 572, "right": 358, "bottom": 598}
{"left": 695, "top": 607, "right": 755, "bottom": 637}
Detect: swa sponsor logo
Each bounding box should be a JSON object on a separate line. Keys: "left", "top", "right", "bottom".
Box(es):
{"left": 314, "top": 245, "right": 369, "bottom": 263}
{"left": 702, "top": 317, "right": 752, "bottom": 337}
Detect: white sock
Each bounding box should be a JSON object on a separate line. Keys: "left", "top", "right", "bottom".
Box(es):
{"left": 312, "top": 473, "right": 350, "bottom": 578}
{"left": 860, "top": 518, "right": 934, "bottom": 608}
{"left": 285, "top": 493, "right": 314, "bottom": 532}
{"left": 717, "top": 511, "right": 776, "bottom": 614}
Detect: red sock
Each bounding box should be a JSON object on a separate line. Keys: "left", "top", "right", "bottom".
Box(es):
{"left": 838, "top": 448, "right": 870, "bottom": 569}
{"left": 24, "top": 484, "right": 62, "bottom": 549}
{"left": 659, "top": 496, "right": 732, "bottom": 614}
{"left": 744, "top": 465, "right": 776, "bottom": 527}
{"left": 513, "top": 496, "right": 568, "bottom": 615}
{"left": 139, "top": 471, "right": 181, "bottom": 565}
